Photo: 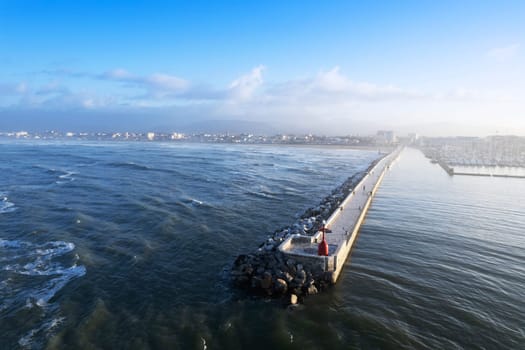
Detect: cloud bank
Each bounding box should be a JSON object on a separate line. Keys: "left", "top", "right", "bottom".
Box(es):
{"left": 1, "top": 64, "right": 524, "bottom": 136}
{"left": 487, "top": 43, "right": 520, "bottom": 62}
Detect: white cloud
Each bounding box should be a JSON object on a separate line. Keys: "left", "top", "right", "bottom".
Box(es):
{"left": 487, "top": 43, "right": 520, "bottom": 61}
{"left": 4, "top": 65, "right": 524, "bottom": 136}
{"left": 35, "top": 82, "right": 69, "bottom": 95}
{"left": 103, "top": 68, "right": 134, "bottom": 80}
{"left": 146, "top": 73, "right": 188, "bottom": 91}
{"left": 266, "top": 66, "right": 423, "bottom": 103}
{"left": 0, "top": 83, "right": 28, "bottom": 95}
{"left": 434, "top": 87, "right": 516, "bottom": 103}
{"left": 310, "top": 66, "right": 415, "bottom": 100}
{"left": 314, "top": 66, "right": 349, "bottom": 92}
{"left": 100, "top": 69, "right": 189, "bottom": 97}
{"left": 15, "top": 83, "right": 28, "bottom": 94}
{"left": 36, "top": 92, "right": 115, "bottom": 110}
{"left": 228, "top": 65, "right": 265, "bottom": 100}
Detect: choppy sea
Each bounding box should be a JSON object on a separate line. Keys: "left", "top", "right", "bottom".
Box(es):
{"left": 1, "top": 141, "right": 523, "bottom": 349}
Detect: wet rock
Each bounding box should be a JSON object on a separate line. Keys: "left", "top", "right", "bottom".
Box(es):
{"left": 274, "top": 230, "right": 286, "bottom": 240}
{"left": 233, "top": 274, "right": 250, "bottom": 285}
{"left": 282, "top": 272, "right": 294, "bottom": 283}
{"left": 290, "top": 287, "right": 303, "bottom": 296}
{"left": 306, "top": 284, "right": 318, "bottom": 295}
{"left": 243, "top": 265, "right": 253, "bottom": 276}
{"left": 296, "top": 269, "right": 306, "bottom": 281}
{"left": 251, "top": 276, "right": 261, "bottom": 289}
{"left": 268, "top": 257, "right": 279, "bottom": 269}
{"left": 260, "top": 272, "right": 272, "bottom": 289}
{"left": 234, "top": 254, "right": 248, "bottom": 267}
{"left": 273, "top": 278, "right": 288, "bottom": 294}
{"left": 288, "top": 278, "right": 298, "bottom": 288}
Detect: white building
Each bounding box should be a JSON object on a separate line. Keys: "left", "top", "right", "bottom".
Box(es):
{"left": 376, "top": 130, "right": 396, "bottom": 144}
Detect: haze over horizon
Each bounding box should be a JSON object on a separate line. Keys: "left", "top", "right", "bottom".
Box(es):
{"left": 1, "top": 1, "right": 524, "bottom": 137}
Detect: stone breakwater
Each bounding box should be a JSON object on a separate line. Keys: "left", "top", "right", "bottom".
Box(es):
{"left": 231, "top": 156, "right": 385, "bottom": 303}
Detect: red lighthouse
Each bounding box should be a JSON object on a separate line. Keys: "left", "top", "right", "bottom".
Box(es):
{"left": 318, "top": 224, "right": 329, "bottom": 256}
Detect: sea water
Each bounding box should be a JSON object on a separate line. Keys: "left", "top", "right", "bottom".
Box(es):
{"left": 0, "top": 141, "right": 523, "bottom": 349}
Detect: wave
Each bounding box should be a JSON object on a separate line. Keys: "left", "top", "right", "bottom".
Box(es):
{"left": 30, "top": 165, "right": 77, "bottom": 185}
{"left": 1, "top": 239, "right": 86, "bottom": 307}
{"left": 107, "top": 161, "right": 151, "bottom": 171}
{"left": 0, "top": 238, "right": 86, "bottom": 348}
{"left": 56, "top": 170, "right": 76, "bottom": 184}
{"left": 18, "top": 317, "right": 65, "bottom": 348}
{"left": 180, "top": 196, "right": 215, "bottom": 209}
{"left": 190, "top": 198, "right": 204, "bottom": 206}
{"left": 0, "top": 192, "right": 17, "bottom": 214}
{"left": 245, "top": 189, "right": 278, "bottom": 200}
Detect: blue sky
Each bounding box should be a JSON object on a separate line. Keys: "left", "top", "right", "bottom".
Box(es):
{"left": 1, "top": 0, "right": 524, "bottom": 135}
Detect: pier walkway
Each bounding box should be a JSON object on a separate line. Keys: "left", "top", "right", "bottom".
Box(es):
{"left": 278, "top": 148, "right": 401, "bottom": 283}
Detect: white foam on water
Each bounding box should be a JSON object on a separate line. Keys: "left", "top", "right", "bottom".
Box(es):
{"left": 4, "top": 241, "right": 76, "bottom": 276}
{"left": 0, "top": 238, "right": 29, "bottom": 249}
{"left": 18, "top": 316, "right": 65, "bottom": 349}
{"left": 191, "top": 198, "right": 204, "bottom": 206}
{"left": 2, "top": 241, "right": 86, "bottom": 308}
{"left": 30, "top": 264, "right": 86, "bottom": 308}
{"left": 1, "top": 238, "right": 85, "bottom": 347}
{"left": 58, "top": 171, "right": 75, "bottom": 179}
{"left": 56, "top": 170, "right": 76, "bottom": 184}
{"left": 0, "top": 192, "right": 17, "bottom": 214}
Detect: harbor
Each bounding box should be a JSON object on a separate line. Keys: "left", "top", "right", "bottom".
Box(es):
{"left": 419, "top": 135, "right": 525, "bottom": 178}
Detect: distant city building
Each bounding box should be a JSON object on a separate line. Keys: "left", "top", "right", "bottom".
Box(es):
{"left": 376, "top": 130, "right": 396, "bottom": 145}
{"left": 15, "top": 131, "right": 29, "bottom": 138}
{"left": 408, "top": 133, "right": 418, "bottom": 143}
{"left": 0, "top": 129, "right": 382, "bottom": 147}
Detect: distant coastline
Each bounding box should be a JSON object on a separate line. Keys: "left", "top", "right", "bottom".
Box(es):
{"left": 0, "top": 130, "right": 391, "bottom": 148}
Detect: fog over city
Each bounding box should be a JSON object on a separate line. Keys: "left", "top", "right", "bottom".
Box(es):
{"left": 1, "top": 1, "right": 524, "bottom": 136}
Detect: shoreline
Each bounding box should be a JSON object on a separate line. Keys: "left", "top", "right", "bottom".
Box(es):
{"left": 0, "top": 137, "right": 394, "bottom": 152}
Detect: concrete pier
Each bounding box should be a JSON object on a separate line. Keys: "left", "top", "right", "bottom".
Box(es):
{"left": 278, "top": 148, "right": 401, "bottom": 283}
{"left": 437, "top": 159, "right": 454, "bottom": 175}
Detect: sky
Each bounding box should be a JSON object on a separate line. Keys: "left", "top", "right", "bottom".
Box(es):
{"left": 1, "top": 0, "right": 524, "bottom": 136}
